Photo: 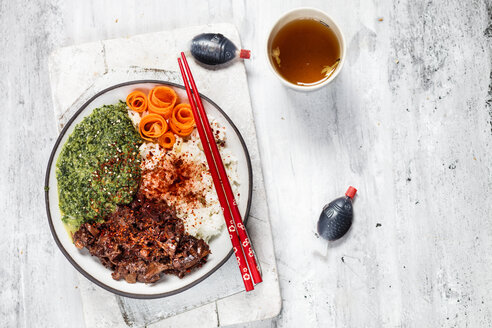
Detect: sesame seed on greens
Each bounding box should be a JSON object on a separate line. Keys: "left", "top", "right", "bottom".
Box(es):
{"left": 56, "top": 101, "right": 142, "bottom": 230}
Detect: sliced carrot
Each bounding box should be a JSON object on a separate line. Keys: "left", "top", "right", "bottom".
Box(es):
{"left": 126, "top": 90, "right": 147, "bottom": 113}
{"left": 139, "top": 114, "right": 168, "bottom": 141}
{"left": 148, "top": 86, "right": 178, "bottom": 118}
{"left": 171, "top": 103, "right": 195, "bottom": 130}
{"left": 169, "top": 120, "right": 195, "bottom": 137}
{"left": 168, "top": 103, "right": 195, "bottom": 137}
{"left": 158, "top": 131, "right": 176, "bottom": 149}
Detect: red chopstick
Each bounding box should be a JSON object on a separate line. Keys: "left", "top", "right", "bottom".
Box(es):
{"left": 178, "top": 54, "right": 262, "bottom": 290}
{"left": 179, "top": 53, "right": 263, "bottom": 285}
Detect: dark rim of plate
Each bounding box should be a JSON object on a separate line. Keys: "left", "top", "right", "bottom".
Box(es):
{"left": 44, "top": 80, "right": 253, "bottom": 299}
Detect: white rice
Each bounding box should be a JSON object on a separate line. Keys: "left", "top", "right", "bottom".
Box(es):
{"left": 129, "top": 110, "right": 240, "bottom": 242}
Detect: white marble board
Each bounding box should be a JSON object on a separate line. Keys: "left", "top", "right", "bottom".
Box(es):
{"left": 48, "top": 23, "right": 281, "bottom": 327}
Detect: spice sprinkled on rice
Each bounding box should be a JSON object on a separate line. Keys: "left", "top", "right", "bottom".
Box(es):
{"left": 133, "top": 114, "right": 239, "bottom": 242}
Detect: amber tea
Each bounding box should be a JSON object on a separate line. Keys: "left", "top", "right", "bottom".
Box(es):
{"left": 270, "top": 18, "right": 341, "bottom": 86}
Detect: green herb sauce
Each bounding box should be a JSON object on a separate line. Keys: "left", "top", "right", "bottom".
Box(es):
{"left": 56, "top": 102, "right": 142, "bottom": 229}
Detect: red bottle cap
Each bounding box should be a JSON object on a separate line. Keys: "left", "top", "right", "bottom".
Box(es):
{"left": 345, "top": 186, "right": 357, "bottom": 199}
{"left": 240, "top": 49, "right": 251, "bottom": 59}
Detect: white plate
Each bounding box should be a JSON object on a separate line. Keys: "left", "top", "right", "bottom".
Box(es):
{"left": 45, "top": 81, "right": 252, "bottom": 298}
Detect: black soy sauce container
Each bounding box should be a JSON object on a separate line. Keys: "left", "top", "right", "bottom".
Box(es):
{"left": 190, "top": 33, "right": 250, "bottom": 66}
{"left": 317, "top": 186, "right": 357, "bottom": 241}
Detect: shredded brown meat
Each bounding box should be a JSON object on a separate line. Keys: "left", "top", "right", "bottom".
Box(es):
{"left": 73, "top": 194, "right": 210, "bottom": 283}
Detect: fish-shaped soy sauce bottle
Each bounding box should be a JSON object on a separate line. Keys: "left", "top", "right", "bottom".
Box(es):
{"left": 317, "top": 186, "right": 357, "bottom": 241}
{"left": 190, "top": 33, "right": 251, "bottom": 66}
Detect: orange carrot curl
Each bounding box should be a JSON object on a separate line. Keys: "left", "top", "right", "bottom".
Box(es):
{"left": 126, "top": 90, "right": 147, "bottom": 113}
{"left": 148, "top": 86, "right": 178, "bottom": 119}
{"left": 139, "top": 114, "right": 168, "bottom": 141}
{"left": 158, "top": 131, "right": 176, "bottom": 149}
{"left": 169, "top": 103, "right": 195, "bottom": 137}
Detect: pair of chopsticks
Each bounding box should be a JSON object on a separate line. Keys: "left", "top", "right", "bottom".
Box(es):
{"left": 177, "top": 52, "right": 262, "bottom": 291}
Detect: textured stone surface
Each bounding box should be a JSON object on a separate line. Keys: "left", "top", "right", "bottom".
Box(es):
{"left": 48, "top": 24, "right": 280, "bottom": 327}
{"left": 1, "top": 0, "right": 492, "bottom": 327}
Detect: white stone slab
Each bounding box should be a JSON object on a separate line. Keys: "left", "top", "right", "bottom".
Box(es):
{"left": 48, "top": 23, "right": 280, "bottom": 327}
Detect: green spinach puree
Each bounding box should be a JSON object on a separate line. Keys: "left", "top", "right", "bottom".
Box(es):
{"left": 56, "top": 102, "right": 142, "bottom": 229}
